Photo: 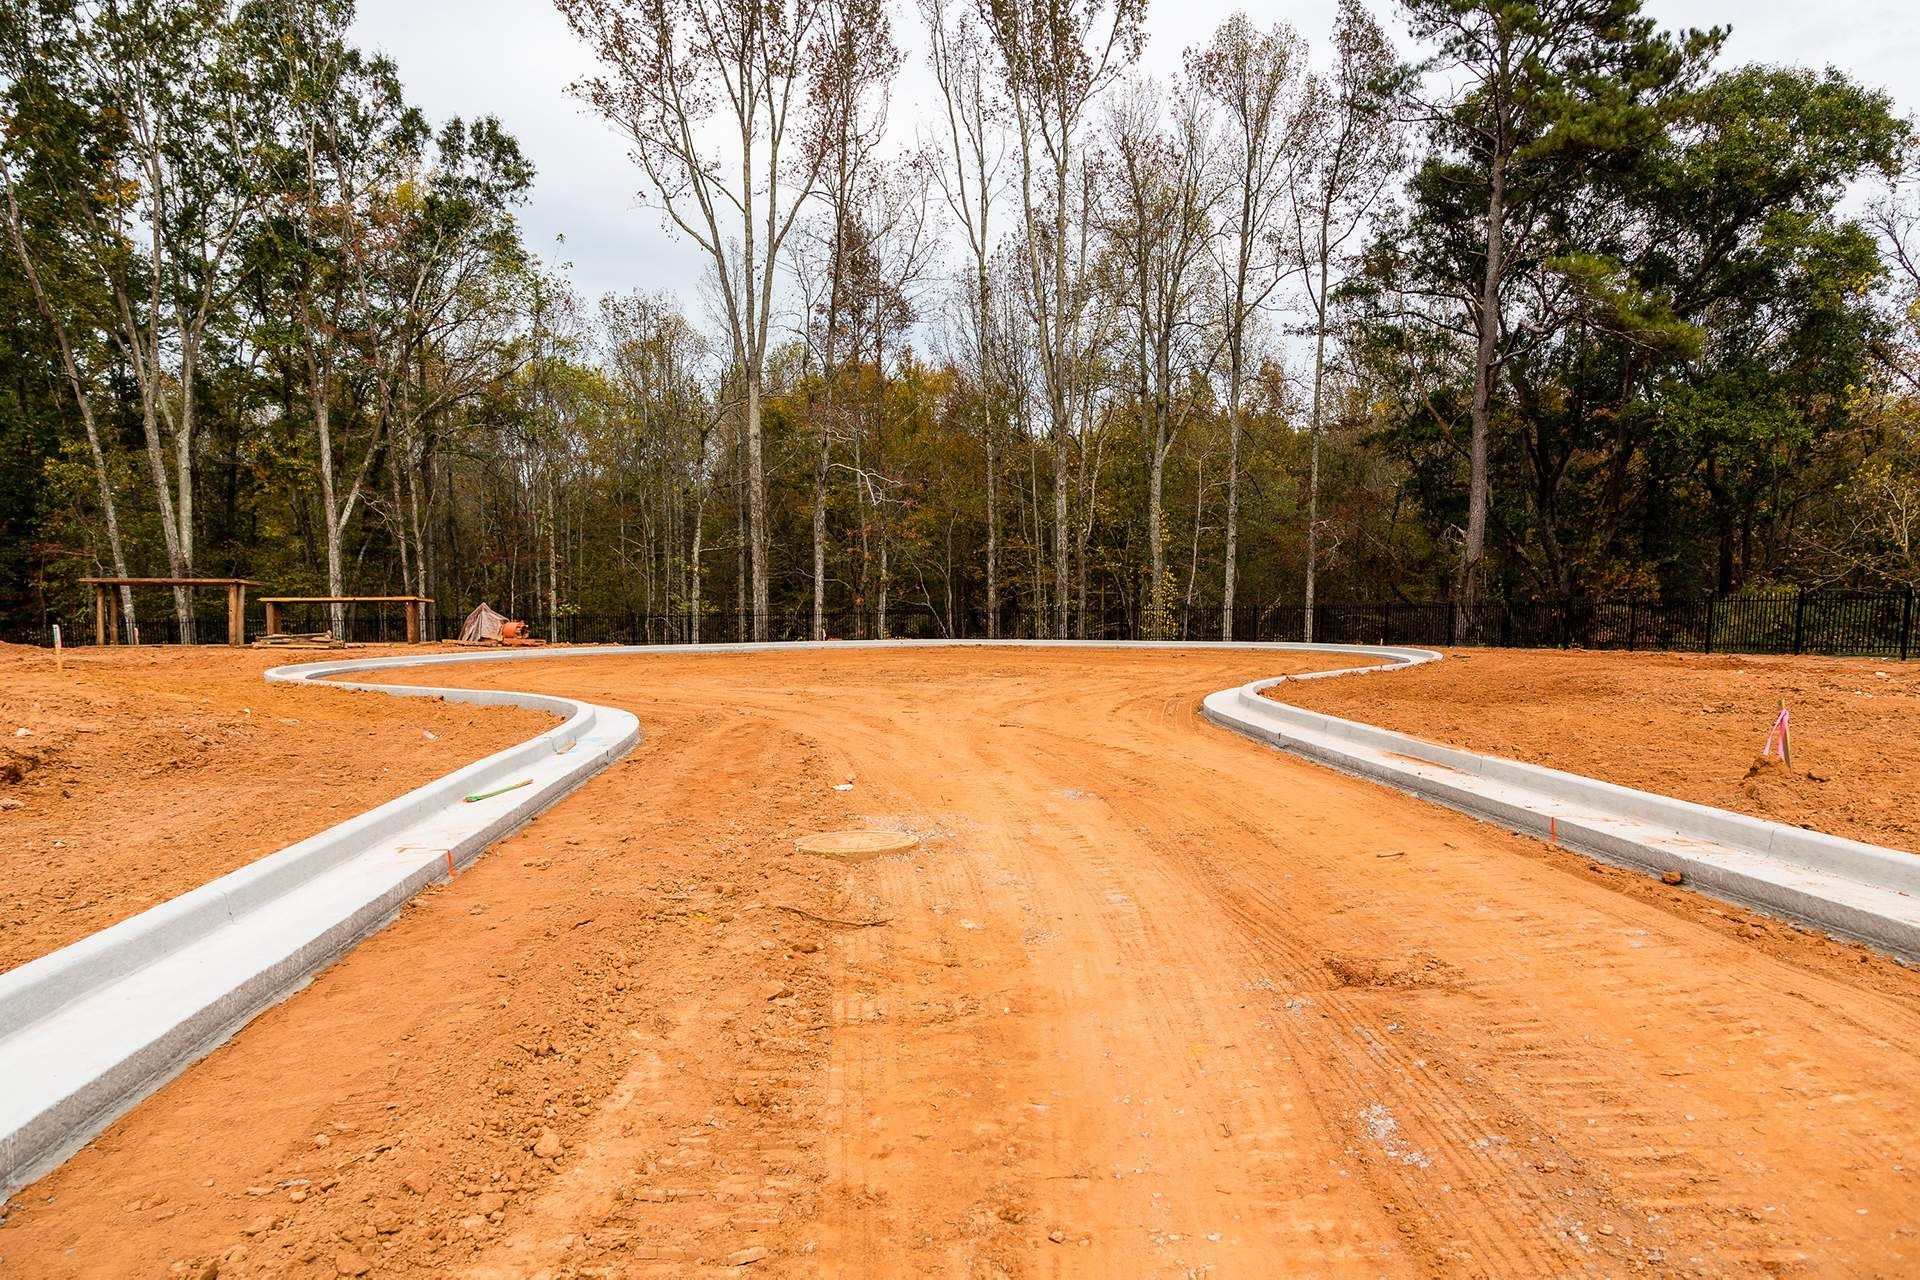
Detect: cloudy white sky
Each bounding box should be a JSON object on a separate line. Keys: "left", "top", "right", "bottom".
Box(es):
{"left": 350, "top": 1, "right": 1920, "bottom": 309}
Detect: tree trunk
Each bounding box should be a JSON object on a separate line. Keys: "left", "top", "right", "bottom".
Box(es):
{"left": 691, "top": 485, "right": 706, "bottom": 645}
{"left": 316, "top": 406, "right": 347, "bottom": 638}
{"left": 164, "top": 336, "right": 198, "bottom": 641}
{"left": 877, "top": 531, "right": 890, "bottom": 638}
{"left": 1458, "top": 146, "right": 1507, "bottom": 644}
{"left": 812, "top": 426, "right": 829, "bottom": 639}
{"left": 1028, "top": 442, "right": 1047, "bottom": 635}
{"left": 1053, "top": 425, "right": 1070, "bottom": 639}
{"left": 2, "top": 187, "right": 137, "bottom": 638}
{"left": 813, "top": 218, "right": 844, "bottom": 643}
{"left": 1147, "top": 411, "right": 1168, "bottom": 637}
{"left": 129, "top": 342, "right": 194, "bottom": 640}
{"left": 1304, "top": 254, "right": 1331, "bottom": 643}
{"left": 1222, "top": 346, "right": 1242, "bottom": 641}
{"left": 1186, "top": 453, "right": 1206, "bottom": 637}
{"left": 1075, "top": 436, "right": 1101, "bottom": 640}
{"left": 734, "top": 430, "right": 748, "bottom": 642}
{"left": 984, "top": 431, "right": 999, "bottom": 639}
{"left": 546, "top": 469, "right": 560, "bottom": 643}
{"left": 745, "top": 371, "right": 769, "bottom": 641}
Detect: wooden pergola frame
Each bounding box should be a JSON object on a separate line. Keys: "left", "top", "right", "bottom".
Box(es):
{"left": 81, "top": 577, "right": 266, "bottom": 647}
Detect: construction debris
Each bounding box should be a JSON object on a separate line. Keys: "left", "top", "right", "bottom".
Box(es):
{"left": 456, "top": 603, "right": 545, "bottom": 647}
{"left": 251, "top": 631, "right": 344, "bottom": 650}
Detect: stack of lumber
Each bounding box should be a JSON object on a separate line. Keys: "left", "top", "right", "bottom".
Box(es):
{"left": 252, "top": 631, "right": 345, "bottom": 649}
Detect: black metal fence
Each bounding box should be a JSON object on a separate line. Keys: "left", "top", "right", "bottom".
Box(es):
{"left": 8, "top": 588, "right": 1915, "bottom": 660}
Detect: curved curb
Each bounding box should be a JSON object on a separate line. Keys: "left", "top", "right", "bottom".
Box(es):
{"left": 0, "top": 638, "right": 1400, "bottom": 1196}
{"left": 0, "top": 650, "right": 640, "bottom": 1195}
{"left": 0, "top": 637, "right": 1413, "bottom": 1197}
{"left": 1204, "top": 665, "right": 1920, "bottom": 963}
{"left": 6, "top": 637, "right": 1912, "bottom": 1197}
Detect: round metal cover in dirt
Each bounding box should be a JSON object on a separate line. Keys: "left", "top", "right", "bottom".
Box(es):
{"left": 795, "top": 830, "right": 918, "bottom": 860}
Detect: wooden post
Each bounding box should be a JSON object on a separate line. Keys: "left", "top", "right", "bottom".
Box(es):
{"left": 406, "top": 599, "right": 422, "bottom": 644}
{"left": 264, "top": 601, "right": 281, "bottom": 638}
{"left": 227, "top": 583, "right": 245, "bottom": 646}
{"left": 94, "top": 584, "right": 109, "bottom": 646}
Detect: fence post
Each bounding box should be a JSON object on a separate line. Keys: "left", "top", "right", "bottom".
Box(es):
{"left": 1902, "top": 587, "right": 1914, "bottom": 662}
{"left": 1793, "top": 590, "right": 1806, "bottom": 656}
{"left": 1627, "top": 599, "right": 1638, "bottom": 652}
{"left": 1704, "top": 595, "right": 1715, "bottom": 654}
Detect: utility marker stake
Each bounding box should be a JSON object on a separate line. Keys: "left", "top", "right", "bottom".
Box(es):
{"left": 1763, "top": 703, "right": 1793, "bottom": 769}
{"left": 52, "top": 625, "right": 62, "bottom": 672}
{"left": 464, "top": 778, "right": 533, "bottom": 804}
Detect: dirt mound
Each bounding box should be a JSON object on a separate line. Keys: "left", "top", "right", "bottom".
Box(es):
{"left": 1323, "top": 948, "right": 1461, "bottom": 989}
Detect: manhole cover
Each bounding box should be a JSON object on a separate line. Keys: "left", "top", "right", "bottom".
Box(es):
{"left": 794, "top": 830, "right": 918, "bottom": 861}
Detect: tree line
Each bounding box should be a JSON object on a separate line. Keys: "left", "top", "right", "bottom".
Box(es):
{"left": 2, "top": 0, "right": 1916, "bottom": 645}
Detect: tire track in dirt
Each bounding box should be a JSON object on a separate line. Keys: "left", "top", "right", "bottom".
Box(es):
{"left": 1100, "top": 701, "right": 1920, "bottom": 1273}
{"left": 992, "top": 704, "right": 1589, "bottom": 1275}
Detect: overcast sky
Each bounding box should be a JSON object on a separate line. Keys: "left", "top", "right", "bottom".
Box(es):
{"left": 349, "top": 1, "right": 1920, "bottom": 310}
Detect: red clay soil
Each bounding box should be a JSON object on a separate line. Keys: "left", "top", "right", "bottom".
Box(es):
{"left": 3, "top": 646, "right": 1919, "bottom": 1279}
{"left": 0, "top": 643, "right": 551, "bottom": 972}
{"left": 1272, "top": 648, "right": 1920, "bottom": 852}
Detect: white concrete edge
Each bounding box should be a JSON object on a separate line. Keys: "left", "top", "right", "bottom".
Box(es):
{"left": 1204, "top": 662, "right": 1920, "bottom": 962}
{"left": 6, "top": 637, "right": 1911, "bottom": 1196}
{"left": 0, "top": 651, "right": 643, "bottom": 1195}
{"left": 1, "top": 638, "right": 1403, "bottom": 1197}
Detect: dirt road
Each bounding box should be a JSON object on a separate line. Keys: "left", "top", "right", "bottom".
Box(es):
{"left": 3, "top": 647, "right": 1917, "bottom": 1277}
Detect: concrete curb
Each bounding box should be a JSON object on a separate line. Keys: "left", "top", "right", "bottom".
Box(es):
{"left": 1203, "top": 663, "right": 1920, "bottom": 962}
{"left": 0, "top": 638, "right": 1417, "bottom": 1197}
{"left": 6, "top": 637, "right": 1913, "bottom": 1198}
{"left": 0, "top": 639, "right": 1431, "bottom": 1196}
{"left": 0, "top": 651, "right": 641, "bottom": 1195}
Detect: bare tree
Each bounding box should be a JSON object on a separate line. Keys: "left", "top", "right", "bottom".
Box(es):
{"left": 976, "top": 0, "right": 1144, "bottom": 638}
{"left": 600, "top": 292, "right": 721, "bottom": 634}
{"left": 1102, "top": 77, "right": 1218, "bottom": 637}
{"left": 835, "top": 160, "right": 938, "bottom": 637}
{"left": 1284, "top": 0, "right": 1397, "bottom": 640}
{"left": 75, "top": 1, "right": 279, "bottom": 638}
{"left": 798, "top": 0, "right": 898, "bottom": 639}
{"left": 1188, "top": 13, "right": 1302, "bottom": 639}
{"left": 281, "top": 2, "right": 414, "bottom": 638}
{"left": 561, "top": 0, "right": 834, "bottom": 641}
{"left": 922, "top": 0, "right": 1008, "bottom": 636}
